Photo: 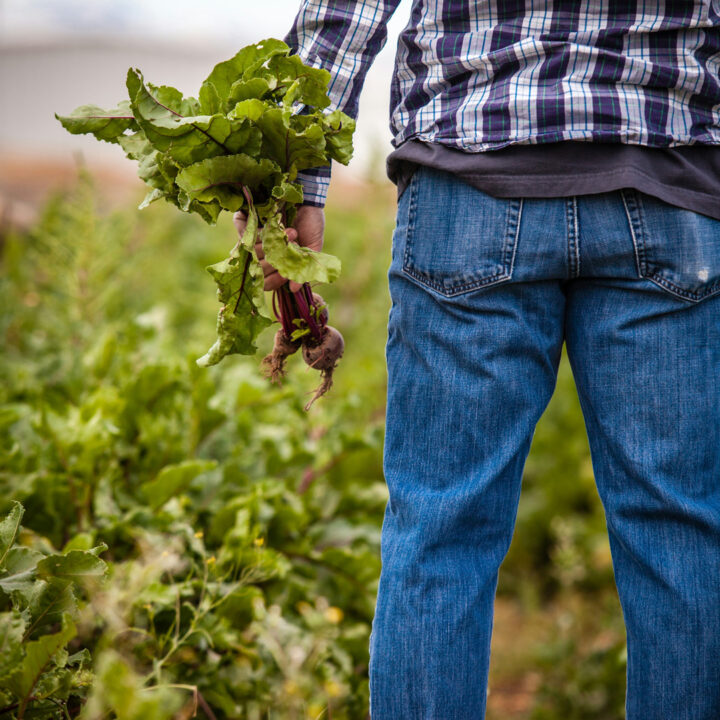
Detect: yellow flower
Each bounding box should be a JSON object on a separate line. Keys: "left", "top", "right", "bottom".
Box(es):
{"left": 324, "top": 680, "right": 343, "bottom": 697}
{"left": 194, "top": 530, "right": 204, "bottom": 539}
{"left": 324, "top": 606, "right": 343, "bottom": 624}
{"left": 253, "top": 537, "right": 265, "bottom": 547}
{"left": 207, "top": 555, "right": 216, "bottom": 565}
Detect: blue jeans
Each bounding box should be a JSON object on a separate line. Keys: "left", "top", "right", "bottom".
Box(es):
{"left": 368, "top": 166, "right": 720, "bottom": 719}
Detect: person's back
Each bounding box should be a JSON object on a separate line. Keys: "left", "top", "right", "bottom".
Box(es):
{"left": 241, "top": 3, "right": 720, "bottom": 717}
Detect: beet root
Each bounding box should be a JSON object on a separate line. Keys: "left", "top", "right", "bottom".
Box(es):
{"left": 302, "top": 325, "right": 344, "bottom": 410}
{"left": 262, "top": 328, "right": 301, "bottom": 384}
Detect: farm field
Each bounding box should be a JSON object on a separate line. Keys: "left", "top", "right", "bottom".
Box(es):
{"left": 1, "top": 174, "right": 627, "bottom": 719}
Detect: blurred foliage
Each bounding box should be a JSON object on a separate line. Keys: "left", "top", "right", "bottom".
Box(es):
{"left": 1, "top": 171, "right": 625, "bottom": 719}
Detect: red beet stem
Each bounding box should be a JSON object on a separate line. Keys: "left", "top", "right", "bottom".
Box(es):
{"left": 293, "top": 285, "right": 323, "bottom": 342}
{"left": 275, "top": 286, "right": 295, "bottom": 337}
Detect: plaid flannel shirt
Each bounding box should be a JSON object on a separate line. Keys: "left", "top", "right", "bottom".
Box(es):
{"left": 284, "top": 1, "right": 720, "bottom": 207}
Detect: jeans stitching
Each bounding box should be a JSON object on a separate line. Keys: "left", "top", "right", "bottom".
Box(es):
{"left": 505, "top": 198, "right": 523, "bottom": 277}
{"left": 401, "top": 170, "right": 518, "bottom": 297}
{"left": 565, "top": 197, "right": 581, "bottom": 278}
{"left": 621, "top": 188, "right": 646, "bottom": 281}
{"left": 573, "top": 196, "right": 580, "bottom": 278}
{"left": 624, "top": 189, "right": 720, "bottom": 303}
{"left": 402, "top": 171, "right": 419, "bottom": 273}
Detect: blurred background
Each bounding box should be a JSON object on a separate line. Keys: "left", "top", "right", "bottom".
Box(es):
{"left": 0, "top": 3, "right": 627, "bottom": 719}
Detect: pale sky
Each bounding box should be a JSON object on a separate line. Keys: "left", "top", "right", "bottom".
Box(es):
{"left": 1, "top": 0, "right": 310, "bottom": 42}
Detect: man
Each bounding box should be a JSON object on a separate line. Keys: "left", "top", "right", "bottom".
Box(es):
{"left": 235, "top": 2, "right": 720, "bottom": 718}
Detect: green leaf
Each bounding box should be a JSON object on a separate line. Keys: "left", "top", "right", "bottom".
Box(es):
{"left": 5, "top": 613, "right": 76, "bottom": 702}
{"left": 323, "top": 110, "right": 356, "bottom": 166}
{"left": 233, "top": 205, "right": 259, "bottom": 255}
{"left": 36, "top": 547, "right": 107, "bottom": 582}
{"left": 0, "top": 501, "right": 23, "bottom": 567}
{"left": 230, "top": 98, "right": 266, "bottom": 123}
{"left": 0, "top": 547, "right": 43, "bottom": 594}
{"left": 222, "top": 117, "right": 263, "bottom": 156}
{"left": 263, "top": 54, "right": 331, "bottom": 110}
{"left": 197, "top": 249, "right": 273, "bottom": 366}
{"left": 201, "top": 38, "right": 290, "bottom": 113}
{"left": 198, "top": 80, "right": 223, "bottom": 114}
{"left": 140, "top": 459, "right": 218, "bottom": 510}
{"left": 0, "top": 610, "right": 26, "bottom": 683}
{"left": 85, "top": 650, "right": 184, "bottom": 720}
{"left": 255, "top": 107, "right": 328, "bottom": 173}
{"left": 175, "top": 154, "right": 280, "bottom": 211}
{"left": 229, "top": 77, "right": 272, "bottom": 103}
{"left": 15, "top": 578, "right": 77, "bottom": 637}
{"left": 271, "top": 178, "right": 304, "bottom": 205}
{"left": 127, "top": 69, "right": 231, "bottom": 165}
{"left": 55, "top": 101, "right": 138, "bottom": 142}
{"left": 261, "top": 212, "right": 341, "bottom": 284}
{"left": 118, "top": 132, "right": 177, "bottom": 193}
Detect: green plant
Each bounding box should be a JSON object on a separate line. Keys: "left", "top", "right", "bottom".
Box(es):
{"left": 0, "top": 176, "right": 386, "bottom": 718}
{"left": 0, "top": 502, "right": 105, "bottom": 719}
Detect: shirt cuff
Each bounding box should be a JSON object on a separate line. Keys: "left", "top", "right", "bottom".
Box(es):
{"left": 297, "top": 165, "right": 331, "bottom": 208}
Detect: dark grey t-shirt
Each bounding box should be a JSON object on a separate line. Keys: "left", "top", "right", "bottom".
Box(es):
{"left": 386, "top": 140, "right": 720, "bottom": 221}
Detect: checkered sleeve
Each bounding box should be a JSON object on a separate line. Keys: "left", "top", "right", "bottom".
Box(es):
{"left": 284, "top": 0, "right": 403, "bottom": 207}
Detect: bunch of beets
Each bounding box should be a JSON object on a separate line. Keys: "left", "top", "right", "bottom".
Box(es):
{"left": 57, "top": 38, "right": 355, "bottom": 409}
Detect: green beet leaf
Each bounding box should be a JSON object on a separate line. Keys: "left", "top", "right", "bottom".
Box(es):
{"left": 5, "top": 613, "right": 77, "bottom": 703}
{"left": 55, "top": 100, "right": 138, "bottom": 143}
{"left": 234, "top": 205, "right": 259, "bottom": 254}
{"left": 197, "top": 249, "right": 273, "bottom": 366}
{"left": 0, "top": 610, "right": 26, "bottom": 684}
{"left": 0, "top": 501, "right": 23, "bottom": 566}
{"left": 201, "top": 38, "right": 289, "bottom": 113}
{"left": 231, "top": 98, "right": 266, "bottom": 123}
{"left": 140, "top": 459, "right": 218, "bottom": 510}
{"left": 0, "top": 547, "right": 44, "bottom": 595}
{"left": 261, "top": 212, "right": 341, "bottom": 284}
{"left": 323, "top": 109, "right": 356, "bottom": 165}
{"left": 264, "top": 54, "right": 332, "bottom": 110}
{"left": 255, "top": 107, "right": 328, "bottom": 173}
{"left": 127, "top": 69, "right": 231, "bottom": 165}
{"left": 229, "top": 77, "right": 273, "bottom": 103}
{"left": 176, "top": 154, "right": 280, "bottom": 211}
{"left": 36, "top": 547, "right": 108, "bottom": 582}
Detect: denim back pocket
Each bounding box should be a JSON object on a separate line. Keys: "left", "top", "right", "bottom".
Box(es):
{"left": 623, "top": 189, "right": 720, "bottom": 303}
{"left": 400, "top": 166, "right": 522, "bottom": 297}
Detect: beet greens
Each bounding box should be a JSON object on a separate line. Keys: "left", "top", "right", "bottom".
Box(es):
{"left": 56, "top": 38, "right": 353, "bottom": 406}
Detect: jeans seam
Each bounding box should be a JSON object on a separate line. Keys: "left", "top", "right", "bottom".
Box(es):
{"left": 401, "top": 172, "right": 519, "bottom": 298}
{"left": 566, "top": 197, "right": 580, "bottom": 278}
{"left": 506, "top": 198, "right": 523, "bottom": 278}
{"left": 620, "top": 188, "right": 645, "bottom": 281}
{"left": 402, "top": 171, "right": 419, "bottom": 274}
{"left": 623, "top": 189, "right": 720, "bottom": 303}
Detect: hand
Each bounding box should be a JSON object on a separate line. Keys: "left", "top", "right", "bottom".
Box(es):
{"left": 233, "top": 205, "right": 326, "bottom": 293}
